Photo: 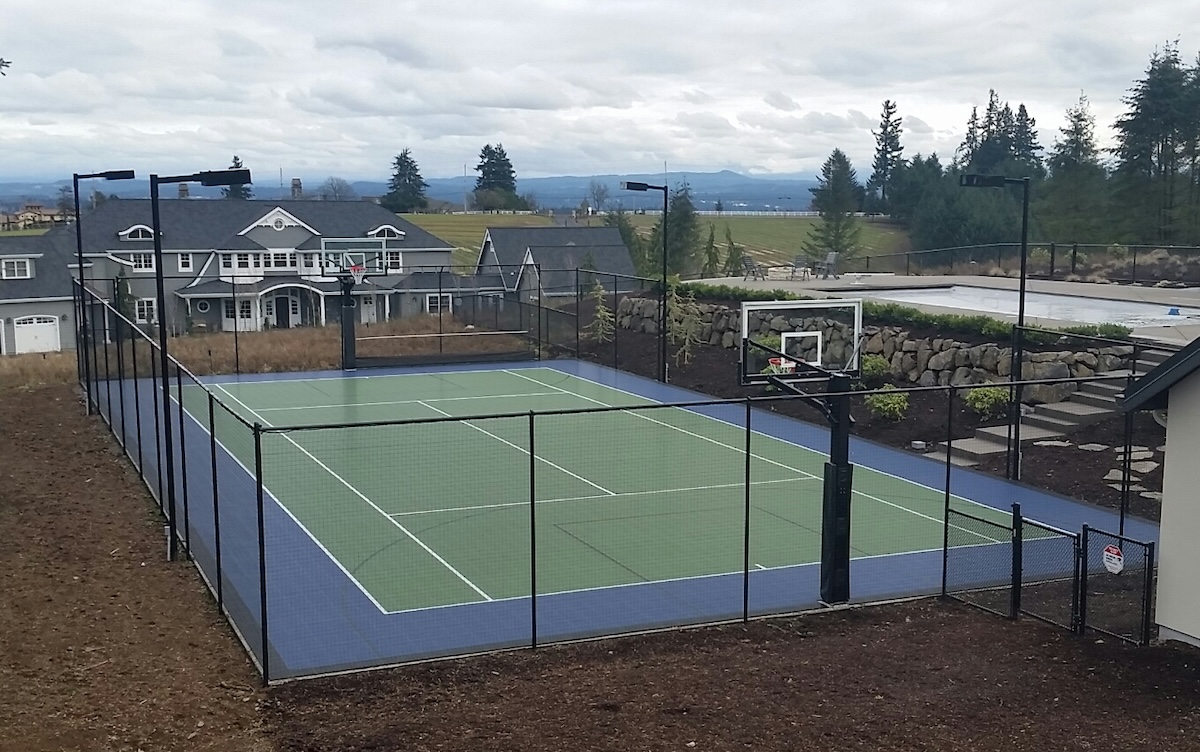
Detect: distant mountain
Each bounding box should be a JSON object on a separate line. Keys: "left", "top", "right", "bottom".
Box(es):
{"left": 0, "top": 170, "right": 817, "bottom": 212}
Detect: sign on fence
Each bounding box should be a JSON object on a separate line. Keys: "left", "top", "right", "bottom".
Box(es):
{"left": 1102, "top": 544, "right": 1124, "bottom": 574}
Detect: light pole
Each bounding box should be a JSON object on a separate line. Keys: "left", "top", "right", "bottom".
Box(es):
{"left": 960, "top": 173, "right": 1031, "bottom": 480}
{"left": 74, "top": 169, "right": 136, "bottom": 414}
{"left": 151, "top": 168, "right": 252, "bottom": 559}
{"left": 621, "top": 180, "right": 669, "bottom": 382}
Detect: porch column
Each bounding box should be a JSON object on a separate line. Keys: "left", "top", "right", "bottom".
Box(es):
{"left": 318, "top": 292, "right": 326, "bottom": 327}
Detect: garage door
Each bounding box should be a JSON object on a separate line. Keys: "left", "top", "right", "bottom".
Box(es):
{"left": 13, "top": 316, "right": 61, "bottom": 354}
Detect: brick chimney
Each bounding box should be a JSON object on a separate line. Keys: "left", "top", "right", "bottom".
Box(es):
{"left": 177, "top": 183, "right": 190, "bottom": 199}
{"left": 291, "top": 178, "right": 303, "bottom": 199}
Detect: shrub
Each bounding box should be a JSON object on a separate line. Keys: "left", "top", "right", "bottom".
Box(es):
{"left": 858, "top": 353, "right": 891, "bottom": 387}
{"left": 864, "top": 385, "right": 908, "bottom": 421}
{"left": 1029, "top": 247, "right": 1052, "bottom": 268}
{"left": 980, "top": 318, "right": 1012, "bottom": 338}
{"left": 963, "top": 386, "right": 1010, "bottom": 420}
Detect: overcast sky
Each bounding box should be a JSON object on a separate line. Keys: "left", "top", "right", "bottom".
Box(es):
{"left": 2, "top": 1, "right": 1197, "bottom": 184}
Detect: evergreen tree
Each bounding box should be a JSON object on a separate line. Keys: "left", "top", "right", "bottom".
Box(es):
{"left": 648, "top": 182, "right": 702, "bottom": 276}
{"left": 605, "top": 208, "right": 647, "bottom": 276}
{"left": 380, "top": 148, "right": 428, "bottom": 213}
{"left": 888, "top": 153, "right": 944, "bottom": 222}
{"left": 1049, "top": 94, "right": 1101, "bottom": 173}
{"left": 721, "top": 225, "right": 741, "bottom": 276}
{"left": 804, "top": 149, "right": 862, "bottom": 258}
{"left": 1012, "top": 104, "right": 1045, "bottom": 178}
{"left": 955, "top": 107, "right": 981, "bottom": 168}
{"left": 221, "top": 156, "right": 253, "bottom": 199}
{"left": 867, "top": 100, "right": 904, "bottom": 213}
{"left": 1036, "top": 94, "right": 1110, "bottom": 242}
{"left": 701, "top": 224, "right": 721, "bottom": 276}
{"left": 473, "top": 143, "right": 527, "bottom": 210}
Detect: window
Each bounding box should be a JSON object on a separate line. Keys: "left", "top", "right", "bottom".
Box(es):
{"left": 196, "top": 300, "right": 210, "bottom": 314}
{"left": 135, "top": 298, "right": 156, "bottom": 324}
{"left": 178, "top": 253, "right": 193, "bottom": 272}
{"left": 303, "top": 253, "right": 318, "bottom": 269}
{"left": 425, "top": 294, "right": 452, "bottom": 314}
{"left": 122, "top": 226, "right": 153, "bottom": 241}
{"left": 1, "top": 259, "right": 31, "bottom": 279}
{"left": 290, "top": 298, "right": 300, "bottom": 316}
{"left": 130, "top": 253, "right": 154, "bottom": 272}
{"left": 223, "top": 300, "right": 235, "bottom": 318}
{"left": 252, "top": 254, "right": 262, "bottom": 269}
{"left": 264, "top": 252, "right": 293, "bottom": 269}
{"left": 265, "top": 299, "right": 275, "bottom": 316}
{"left": 384, "top": 251, "right": 402, "bottom": 271}
{"left": 220, "top": 253, "right": 233, "bottom": 269}
{"left": 239, "top": 300, "right": 252, "bottom": 319}
{"left": 236, "top": 254, "right": 250, "bottom": 269}
{"left": 371, "top": 226, "right": 404, "bottom": 239}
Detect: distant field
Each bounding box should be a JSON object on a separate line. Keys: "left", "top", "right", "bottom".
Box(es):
{"left": 0, "top": 228, "right": 49, "bottom": 237}
{"left": 629, "top": 215, "right": 910, "bottom": 267}
{"left": 402, "top": 213, "right": 556, "bottom": 267}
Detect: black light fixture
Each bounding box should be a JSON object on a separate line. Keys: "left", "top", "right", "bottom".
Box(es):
{"left": 960, "top": 173, "right": 1031, "bottom": 480}
{"left": 621, "top": 180, "right": 669, "bottom": 383}
{"left": 151, "top": 169, "right": 252, "bottom": 559}
{"left": 74, "top": 169, "right": 136, "bottom": 415}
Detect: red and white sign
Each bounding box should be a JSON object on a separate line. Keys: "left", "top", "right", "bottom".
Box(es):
{"left": 1102, "top": 544, "right": 1125, "bottom": 574}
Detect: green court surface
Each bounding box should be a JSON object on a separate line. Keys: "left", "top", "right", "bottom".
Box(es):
{"left": 183, "top": 368, "right": 1012, "bottom": 613}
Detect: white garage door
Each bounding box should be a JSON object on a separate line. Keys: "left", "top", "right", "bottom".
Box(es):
{"left": 13, "top": 316, "right": 61, "bottom": 354}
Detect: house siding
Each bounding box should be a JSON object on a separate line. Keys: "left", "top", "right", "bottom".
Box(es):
{"left": 1158, "top": 373, "right": 1200, "bottom": 646}
{"left": 0, "top": 300, "right": 75, "bottom": 353}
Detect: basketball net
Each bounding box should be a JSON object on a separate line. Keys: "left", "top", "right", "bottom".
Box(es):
{"left": 349, "top": 264, "right": 366, "bottom": 285}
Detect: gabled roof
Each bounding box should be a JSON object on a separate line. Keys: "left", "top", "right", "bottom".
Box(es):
{"left": 1122, "top": 337, "right": 1200, "bottom": 412}
{"left": 478, "top": 226, "right": 629, "bottom": 290}
{"left": 0, "top": 234, "right": 75, "bottom": 302}
{"left": 527, "top": 243, "right": 637, "bottom": 294}
{"left": 393, "top": 272, "right": 506, "bottom": 293}
{"left": 57, "top": 199, "right": 453, "bottom": 254}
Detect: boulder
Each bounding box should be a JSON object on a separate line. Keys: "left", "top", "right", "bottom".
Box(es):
{"left": 865, "top": 332, "right": 885, "bottom": 353}
{"left": 928, "top": 350, "right": 955, "bottom": 371}
{"left": 902, "top": 340, "right": 918, "bottom": 352}
{"left": 918, "top": 370, "right": 938, "bottom": 387}
{"left": 950, "top": 366, "right": 974, "bottom": 386}
{"left": 954, "top": 348, "right": 970, "bottom": 368}
{"left": 916, "top": 342, "right": 933, "bottom": 373}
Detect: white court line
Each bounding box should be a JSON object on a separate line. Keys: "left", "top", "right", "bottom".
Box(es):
{"left": 416, "top": 400, "right": 616, "bottom": 496}
{"left": 169, "top": 388, "right": 390, "bottom": 614}
{"left": 506, "top": 369, "right": 1004, "bottom": 545}
{"left": 255, "top": 391, "right": 561, "bottom": 413}
{"left": 388, "top": 476, "right": 815, "bottom": 517}
{"left": 213, "top": 384, "right": 493, "bottom": 602}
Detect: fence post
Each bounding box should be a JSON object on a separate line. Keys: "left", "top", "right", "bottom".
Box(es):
{"left": 743, "top": 398, "right": 752, "bottom": 622}
{"left": 114, "top": 316, "right": 127, "bottom": 448}
{"left": 575, "top": 269, "right": 581, "bottom": 357}
{"left": 1131, "top": 247, "right": 1139, "bottom": 284}
{"left": 941, "top": 386, "right": 954, "bottom": 597}
{"left": 1141, "top": 541, "right": 1156, "bottom": 645}
{"left": 209, "top": 393, "right": 223, "bottom": 610}
{"left": 1120, "top": 374, "right": 1135, "bottom": 536}
{"left": 175, "top": 365, "right": 191, "bottom": 557}
{"left": 1049, "top": 243, "right": 1056, "bottom": 279}
{"left": 132, "top": 334, "right": 144, "bottom": 473}
{"left": 529, "top": 411, "right": 538, "bottom": 649}
{"left": 150, "top": 341, "right": 165, "bottom": 509}
{"left": 1078, "top": 525, "right": 1090, "bottom": 635}
{"left": 254, "top": 423, "right": 269, "bottom": 684}
{"left": 1011, "top": 502, "right": 1023, "bottom": 619}
{"left": 612, "top": 275, "right": 619, "bottom": 371}
{"left": 1070, "top": 244, "right": 1078, "bottom": 275}
{"left": 101, "top": 313, "right": 114, "bottom": 426}
{"left": 905, "top": 252, "right": 911, "bottom": 276}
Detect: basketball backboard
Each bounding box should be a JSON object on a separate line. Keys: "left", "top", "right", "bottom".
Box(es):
{"left": 739, "top": 298, "right": 864, "bottom": 385}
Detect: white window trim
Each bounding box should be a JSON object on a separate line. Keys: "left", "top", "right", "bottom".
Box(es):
{"left": 118, "top": 225, "right": 154, "bottom": 241}
{"left": 178, "top": 252, "right": 193, "bottom": 272}
{"left": 1, "top": 258, "right": 32, "bottom": 279}
{"left": 135, "top": 298, "right": 157, "bottom": 324}
{"left": 425, "top": 293, "right": 452, "bottom": 313}
{"left": 130, "top": 253, "right": 155, "bottom": 272}
{"left": 196, "top": 300, "right": 211, "bottom": 314}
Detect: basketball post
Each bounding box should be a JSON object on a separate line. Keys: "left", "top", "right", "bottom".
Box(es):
{"left": 340, "top": 265, "right": 363, "bottom": 371}
{"left": 820, "top": 373, "right": 853, "bottom": 604}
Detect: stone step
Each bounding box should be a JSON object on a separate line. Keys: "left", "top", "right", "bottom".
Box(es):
{"left": 1033, "top": 400, "right": 1116, "bottom": 424}
{"left": 923, "top": 449, "right": 979, "bottom": 468}
{"left": 1137, "top": 349, "right": 1172, "bottom": 366}
{"left": 1078, "top": 379, "right": 1126, "bottom": 397}
{"left": 1069, "top": 390, "right": 1120, "bottom": 409}
{"left": 976, "top": 424, "right": 1068, "bottom": 443}
{"left": 1022, "top": 413, "right": 1086, "bottom": 432}
{"left": 940, "top": 436, "right": 1009, "bottom": 462}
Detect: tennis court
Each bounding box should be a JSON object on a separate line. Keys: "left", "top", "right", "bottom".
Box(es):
{"left": 179, "top": 365, "right": 1018, "bottom": 617}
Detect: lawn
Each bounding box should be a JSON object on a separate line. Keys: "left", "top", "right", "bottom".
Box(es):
{"left": 0, "top": 228, "right": 49, "bottom": 237}
{"left": 630, "top": 214, "right": 911, "bottom": 267}
{"left": 402, "top": 213, "right": 557, "bottom": 267}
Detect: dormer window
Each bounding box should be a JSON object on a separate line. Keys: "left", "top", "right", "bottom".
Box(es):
{"left": 119, "top": 225, "right": 154, "bottom": 241}
{"left": 1, "top": 259, "right": 32, "bottom": 279}
{"left": 369, "top": 226, "right": 405, "bottom": 239}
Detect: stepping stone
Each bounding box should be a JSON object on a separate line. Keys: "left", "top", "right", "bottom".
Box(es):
{"left": 1078, "top": 443, "right": 1109, "bottom": 452}
{"left": 1158, "top": 445, "right": 1167, "bottom": 453}
{"left": 1140, "top": 492, "right": 1163, "bottom": 501}
{"left": 1108, "top": 483, "right": 1147, "bottom": 492}
{"left": 1035, "top": 440, "right": 1073, "bottom": 447}
{"left": 1130, "top": 461, "right": 1160, "bottom": 474}
{"left": 1118, "top": 445, "right": 1151, "bottom": 453}
{"left": 1104, "top": 469, "right": 1141, "bottom": 482}
{"left": 1115, "top": 451, "right": 1155, "bottom": 461}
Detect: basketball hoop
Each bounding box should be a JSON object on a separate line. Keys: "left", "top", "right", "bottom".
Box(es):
{"left": 768, "top": 357, "right": 797, "bottom": 374}
{"left": 349, "top": 264, "right": 366, "bottom": 285}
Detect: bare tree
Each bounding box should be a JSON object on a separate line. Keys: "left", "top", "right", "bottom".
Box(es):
{"left": 318, "top": 177, "right": 357, "bottom": 201}
{"left": 0, "top": 58, "right": 10, "bottom": 76}
{"left": 588, "top": 180, "right": 610, "bottom": 212}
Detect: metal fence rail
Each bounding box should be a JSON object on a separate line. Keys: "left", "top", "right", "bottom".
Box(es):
{"left": 1080, "top": 527, "right": 1156, "bottom": 645}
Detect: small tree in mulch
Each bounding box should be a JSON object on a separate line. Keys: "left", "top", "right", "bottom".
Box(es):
{"left": 667, "top": 284, "right": 704, "bottom": 365}
{"left": 584, "top": 281, "right": 614, "bottom": 343}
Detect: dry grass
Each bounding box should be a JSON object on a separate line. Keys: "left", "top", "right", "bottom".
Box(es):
{"left": 0, "top": 352, "right": 80, "bottom": 391}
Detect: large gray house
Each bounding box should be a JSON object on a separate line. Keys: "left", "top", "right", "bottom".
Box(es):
{"left": 73, "top": 199, "right": 457, "bottom": 334}
{"left": 474, "top": 225, "right": 638, "bottom": 298}
{"left": 0, "top": 233, "right": 77, "bottom": 355}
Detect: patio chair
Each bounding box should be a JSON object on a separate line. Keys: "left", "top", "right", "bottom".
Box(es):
{"left": 788, "top": 255, "right": 812, "bottom": 280}
{"left": 741, "top": 255, "right": 767, "bottom": 281}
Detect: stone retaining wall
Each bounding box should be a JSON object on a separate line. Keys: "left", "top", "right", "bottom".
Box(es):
{"left": 615, "top": 297, "right": 1134, "bottom": 403}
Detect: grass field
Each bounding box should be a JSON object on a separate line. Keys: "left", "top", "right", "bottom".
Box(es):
{"left": 630, "top": 214, "right": 911, "bottom": 267}
{"left": 402, "top": 213, "right": 556, "bottom": 266}
{"left": 0, "top": 228, "right": 49, "bottom": 237}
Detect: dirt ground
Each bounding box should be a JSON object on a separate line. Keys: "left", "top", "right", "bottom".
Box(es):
{"left": 2, "top": 354, "right": 1188, "bottom": 751}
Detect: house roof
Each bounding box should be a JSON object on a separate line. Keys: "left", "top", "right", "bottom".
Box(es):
{"left": 58, "top": 199, "right": 454, "bottom": 254}
{"left": 393, "top": 272, "right": 506, "bottom": 293}
{"left": 525, "top": 243, "right": 638, "bottom": 294}
{"left": 479, "top": 226, "right": 631, "bottom": 290}
{"left": 176, "top": 275, "right": 387, "bottom": 297}
{"left": 1121, "top": 337, "right": 1200, "bottom": 412}
{"left": 0, "top": 234, "right": 75, "bottom": 302}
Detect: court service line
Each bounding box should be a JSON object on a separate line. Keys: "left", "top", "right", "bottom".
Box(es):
{"left": 388, "top": 476, "right": 816, "bottom": 518}
{"left": 505, "top": 370, "right": 1004, "bottom": 545}
{"left": 254, "top": 391, "right": 561, "bottom": 413}
{"left": 212, "top": 384, "right": 493, "bottom": 602}
{"left": 416, "top": 400, "right": 617, "bottom": 496}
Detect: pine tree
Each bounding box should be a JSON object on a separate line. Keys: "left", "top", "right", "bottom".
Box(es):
{"left": 721, "top": 225, "right": 741, "bottom": 276}
{"left": 221, "top": 156, "right": 253, "bottom": 199}
{"left": 804, "top": 149, "right": 862, "bottom": 258}
{"left": 380, "top": 148, "right": 429, "bottom": 213}
{"left": 701, "top": 224, "right": 721, "bottom": 276}
{"left": 584, "top": 281, "right": 614, "bottom": 343}
{"left": 867, "top": 100, "right": 903, "bottom": 213}
{"left": 649, "top": 182, "right": 702, "bottom": 276}
{"left": 474, "top": 143, "right": 523, "bottom": 209}
{"left": 1050, "top": 94, "right": 1101, "bottom": 174}
{"left": 604, "top": 208, "right": 647, "bottom": 275}
{"left": 955, "top": 107, "right": 981, "bottom": 168}
{"left": 1012, "top": 104, "right": 1044, "bottom": 176}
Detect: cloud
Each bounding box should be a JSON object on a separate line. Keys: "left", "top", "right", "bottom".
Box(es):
{"left": 764, "top": 91, "right": 800, "bottom": 111}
